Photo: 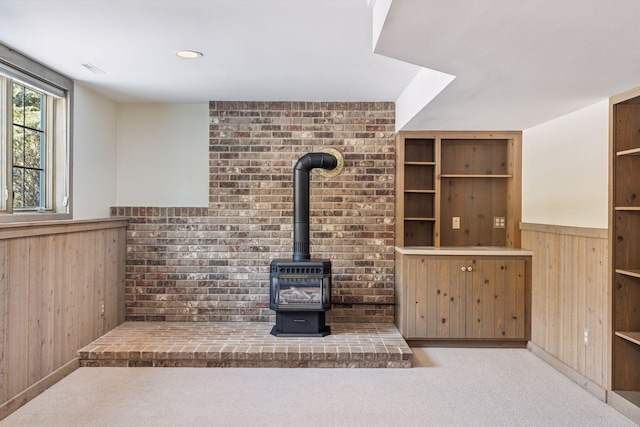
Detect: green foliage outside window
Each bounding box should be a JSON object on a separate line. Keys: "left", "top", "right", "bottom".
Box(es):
{"left": 12, "top": 82, "right": 45, "bottom": 209}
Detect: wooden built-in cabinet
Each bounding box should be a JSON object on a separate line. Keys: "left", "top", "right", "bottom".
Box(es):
{"left": 400, "top": 137, "right": 437, "bottom": 246}
{"left": 396, "top": 131, "right": 522, "bottom": 248}
{"left": 610, "top": 88, "right": 640, "bottom": 418}
{"left": 396, "top": 249, "right": 531, "bottom": 343}
{"left": 395, "top": 131, "right": 528, "bottom": 344}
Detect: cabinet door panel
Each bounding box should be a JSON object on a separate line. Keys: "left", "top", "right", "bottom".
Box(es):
{"left": 435, "top": 260, "right": 451, "bottom": 338}
{"left": 467, "top": 259, "right": 484, "bottom": 338}
{"left": 413, "top": 258, "right": 429, "bottom": 338}
{"left": 405, "top": 257, "right": 420, "bottom": 338}
{"left": 424, "top": 259, "right": 439, "bottom": 337}
{"left": 503, "top": 259, "right": 525, "bottom": 338}
{"left": 494, "top": 260, "right": 506, "bottom": 338}
{"left": 446, "top": 260, "right": 465, "bottom": 338}
{"left": 481, "top": 259, "right": 497, "bottom": 338}
{"left": 425, "top": 259, "right": 465, "bottom": 338}
{"left": 514, "top": 259, "right": 526, "bottom": 338}
{"left": 465, "top": 259, "right": 526, "bottom": 339}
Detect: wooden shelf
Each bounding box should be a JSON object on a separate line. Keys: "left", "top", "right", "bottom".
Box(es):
{"left": 405, "top": 217, "right": 435, "bottom": 222}
{"left": 616, "top": 331, "right": 640, "bottom": 346}
{"left": 607, "top": 389, "right": 640, "bottom": 424}
{"left": 440, "top": 174, "right": 513, "bottom": 179}
{"left": 405, "top": 189, "right": 436, "bottom": 194}
{"left": 614, "top": 390, "right": 640, "bottom": 406}
{"left": 405, "top": 161, "right": 436, "bottom": 166}
{"left": 617, "top": 147, "right": 640, "bottom": 157}
{"left": 610, "top": 391, "right": 640, "bottom": 424}
{"left": 616, "top": 269, "right": 640, "bottom": 279}
{"left": 615, "top": 206, "right": 640, "bottom": 211}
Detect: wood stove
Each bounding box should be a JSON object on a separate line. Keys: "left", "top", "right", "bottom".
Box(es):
{"left": 270, "top": 150, "right": 342, "bottom": 337}
{"left": 269, "top": 259, "right": 331, "bottom": 337}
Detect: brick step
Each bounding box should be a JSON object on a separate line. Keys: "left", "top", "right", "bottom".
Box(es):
{"left": 78, "top": 322, "right": 413, "bottom": 368}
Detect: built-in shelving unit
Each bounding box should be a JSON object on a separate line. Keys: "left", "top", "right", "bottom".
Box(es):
{"left": 397, "top": 136, "right": 437, "bottom": 246}
{"left": 396, "top": 131, "right": 522, "bottom": 248}
{"left": 610, "top": 88, "right": 640, "bottom": 422}
{"left": 395, "top": 131, "right": 529, "bottom": 345}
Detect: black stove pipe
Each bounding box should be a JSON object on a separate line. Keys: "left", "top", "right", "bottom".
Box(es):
{"left": 293, "top": 152, "right": 338, "bottom": 261}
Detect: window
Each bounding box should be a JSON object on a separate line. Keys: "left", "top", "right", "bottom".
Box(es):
{"left": 0, "top": 44, "right": 72, "bottom": 221}
{"left": 12, "top": 82, "right": 48, "bottom": 210}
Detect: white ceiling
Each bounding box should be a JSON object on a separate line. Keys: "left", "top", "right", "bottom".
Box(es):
{"left": 1, "top": 0, "right": 640, "bottom": 130}
{"left": 0, "top": 0, "right": 419, "bottom": 102}
{"left": 376, "top": 0, "right": 640, "bottom": 130}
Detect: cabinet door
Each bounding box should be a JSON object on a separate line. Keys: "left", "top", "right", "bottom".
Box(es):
{"left": 403, "top": 257, "right": 465, "bottom": 338}
{"left": 466, "top": 259, "right": 525, "bottom": 339}
{"left": 422, "top": 258, "right": 465, "bottom": 338}
{"left": 400, "top": 255, "right": 526, "bottom": 340}
{"left": 403, "top": 256, "right": 426, "bottom": 338}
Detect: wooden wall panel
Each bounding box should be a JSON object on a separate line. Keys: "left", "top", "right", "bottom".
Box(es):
{"left": 522, "top": 223, "right": 609, "bottom": 389}
{"left": 6, "top": 238, "right": 30, "bottom": 402}
{"left": 0, "top": 241, "right": 5, "bottom": 403}
{"left": 0, "top": 219, "right": 127, "bottom": 412}
{"left": 440, "top": 178, "right": 508, "bottom": 247}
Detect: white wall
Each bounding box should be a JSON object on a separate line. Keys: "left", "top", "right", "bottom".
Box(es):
{"left": 116, "top": 103, "right": 209, "bottom": 207}
{"left": 72, "top": 83, "right": 118, "bottom": 219}
{"left": 395, "top": 67, "right": 455, "bottom": 132}
{"left": 522, "top": 99, "right": 609, "bottom": 228}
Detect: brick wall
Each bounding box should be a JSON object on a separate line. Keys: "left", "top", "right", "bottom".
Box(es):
{"left": 115, "top": 101, "right": 396, "bottom": 323}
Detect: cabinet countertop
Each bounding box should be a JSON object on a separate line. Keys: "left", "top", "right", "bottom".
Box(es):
{"left": 395, "top": 246, "right": 533, "bottom": 256}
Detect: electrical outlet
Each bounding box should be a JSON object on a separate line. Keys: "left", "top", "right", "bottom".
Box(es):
{"left": 493, "top": 217, "right": 506, "bottom": 228}
{"left": 100, "top": 301, "right": 105, "bottom": 316}
{"left": 452, "top": 217, "right": 460, "bottom": 229}
{"left": 583, "top": 328, "right": 589, "bottom": 345}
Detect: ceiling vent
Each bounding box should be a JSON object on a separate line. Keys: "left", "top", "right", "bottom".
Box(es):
{"left": 81, "top": 63, "right": 105, "bottom": 74}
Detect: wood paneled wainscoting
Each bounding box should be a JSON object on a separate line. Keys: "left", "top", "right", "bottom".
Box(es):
{"left": 0, "top": 218, "right": 128, "bottom": 419}
{"left": 521, "top": 223, "right": 609, "bottom": 400}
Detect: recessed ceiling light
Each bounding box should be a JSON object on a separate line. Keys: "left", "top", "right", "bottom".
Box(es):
{"left": 176, "top": 50, "right": 203, "bottom": 59}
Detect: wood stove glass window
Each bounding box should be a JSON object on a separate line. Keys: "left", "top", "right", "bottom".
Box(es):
{"left": 272, "top": 276, "right": 330, "bottom": 308}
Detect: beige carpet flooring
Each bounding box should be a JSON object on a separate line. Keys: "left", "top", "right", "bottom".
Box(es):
{"left": 1, "top": 348, "right": 635, "bottom": 427}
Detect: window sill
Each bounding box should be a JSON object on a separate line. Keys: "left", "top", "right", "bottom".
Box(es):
{"left": 0, "top": 212, "right": 72, "bottom": 223}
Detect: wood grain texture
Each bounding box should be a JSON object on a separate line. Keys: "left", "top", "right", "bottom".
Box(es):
{"left": 440, "top": 178, "right": 508, "bottom": 247}
{"left": 610, "top": 89, "right": 640, "bottom": 411}
{"left": 614, "top": 103, "right": 640, "bottom": 153}
{"left": 522, "top": 225, "right": 609, "bottom": 389}
{"left": 396, "top": 253, "right": 528, "bottom": 341}
{"left": 396, "top": 131, "right": 521, "bottom": 248}
{"left": 0, "top": 219, "right": 127, "bottom": 409}
{"left": 0, "top": 241, "right": 6, "bottom": 404}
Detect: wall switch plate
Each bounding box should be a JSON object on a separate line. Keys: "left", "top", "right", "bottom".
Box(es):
{"left": 583, "top": 328, "right": 589, "bottom": 345}
{"left": 493, "top": 217, "right": 506, "bottom": 228}
{"left": 452, "top": 217, "right": 460, "bottom": 229}
{"left": 100, "top": 301, "right": 105, "bottom": 316}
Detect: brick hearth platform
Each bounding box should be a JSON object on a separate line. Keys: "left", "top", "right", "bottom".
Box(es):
{"left": 77, "top": 322, "right": 413, "bottom": 368}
